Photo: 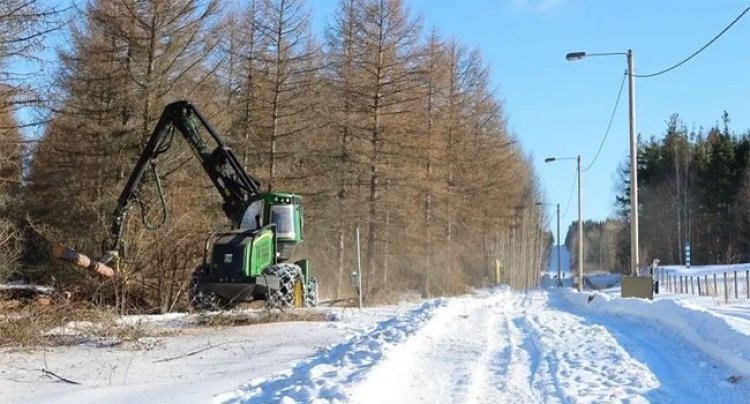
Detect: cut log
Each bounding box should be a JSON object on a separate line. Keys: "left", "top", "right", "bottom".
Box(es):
{"left": 51, "top": 243, "right": 114, "bottom": 279}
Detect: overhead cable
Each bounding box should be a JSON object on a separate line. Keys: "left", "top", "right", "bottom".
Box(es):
{"left": 560, "top": 170, "right": 577, "bottom": 220}
{"left": 635, "top": 5, "right": 750, "bottom": 78}
{"left": 583, "top": 72, "right": 627, "bottom": 172}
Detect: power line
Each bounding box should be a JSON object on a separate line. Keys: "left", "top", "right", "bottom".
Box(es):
{"left": 583, "top": 72, "right": 626, "bottom": 172}
{"left": 634, "top": 5, "right": 750, "bottom": 78}
{"left": 560, "top": 170, "right": 577, "bottom": 221}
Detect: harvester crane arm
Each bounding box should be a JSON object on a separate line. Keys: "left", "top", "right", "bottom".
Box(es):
{"left": 108, "top": 100, "right": 261, "bottom": 254}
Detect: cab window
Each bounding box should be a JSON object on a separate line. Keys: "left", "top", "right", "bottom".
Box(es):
{"left": 270, "top": 205, "right": 296, "bottom": 238}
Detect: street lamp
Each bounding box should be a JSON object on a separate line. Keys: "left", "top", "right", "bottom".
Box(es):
{"left": 566, "top": 49, "right": 639, "bottom": 276}
{"left": 545, "top": 155, "right": 583, "bottom": 292}
{"left": 536, "top": 201, "right": 562, "bottom": 287}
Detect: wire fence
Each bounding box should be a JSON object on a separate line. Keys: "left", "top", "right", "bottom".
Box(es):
{"left": 656, "top": 268, "right": 750, "bottom": 304}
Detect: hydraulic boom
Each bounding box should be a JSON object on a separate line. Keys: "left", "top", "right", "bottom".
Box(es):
{"left": 108, "top": 101, "right": 262, "bottom": 255}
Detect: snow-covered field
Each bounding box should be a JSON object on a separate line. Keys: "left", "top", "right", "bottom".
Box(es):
{"left": 3, "top": 283, "right": 750, "bottom": 403}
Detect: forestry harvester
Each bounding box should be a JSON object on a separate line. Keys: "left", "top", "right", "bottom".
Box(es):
{"left": 54, "top": 101, "right": 317, "bottom": 310}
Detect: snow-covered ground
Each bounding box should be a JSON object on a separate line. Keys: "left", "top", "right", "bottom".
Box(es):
{"left": 3, "top": 283, "right": 750, "bottom": 403}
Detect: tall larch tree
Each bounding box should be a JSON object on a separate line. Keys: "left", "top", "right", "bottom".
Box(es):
{"left": 24, "top": 0, "right": 221, "bottom": 312}
{"left": 250, "top": 0, "right": 321, "bottom": 192}
{"left": 322, "top": 0, "right": 366, "bottom": 298}
{"left": 0, "top": 0, "right": 59, "bottom": 280}
{"left": 355, "top": 0, "right": 422, "bottom": 300}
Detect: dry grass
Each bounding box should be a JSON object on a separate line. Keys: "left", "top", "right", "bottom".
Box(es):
{"left": 0, "top": 302, "right": 148, "bottom": 348}
{"left": 191, "top": 308, "right": 329, "bottom": 327}
{"left": 0, "top": 299, "right": 331, "bottom": 348}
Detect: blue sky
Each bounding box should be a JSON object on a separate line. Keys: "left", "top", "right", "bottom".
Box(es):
{"left": 310, "top": 0, "right": 750, "bottom": 233}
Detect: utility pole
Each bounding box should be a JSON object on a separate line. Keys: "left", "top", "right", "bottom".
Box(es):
{"left": 556, "top": 203, "right": 562, "bottom": 286}
{"left": 565, "top": 49, "right": 639, "bottom": 276}
{"left": 627, "top": 49, "right": 640, "bottom": 276}
{"left": 577, "top": 155, "right": 583, "bottom": 291}
{"left": 543, "top": 155, "right": 583, "bottom": 291}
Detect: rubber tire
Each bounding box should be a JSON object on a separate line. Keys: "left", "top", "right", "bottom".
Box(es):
{"left": 305, "top": 278, "right": 318, "bottom": 307}
{"left": 188, "top": 265, "right": 224, "bottom": 312}
{"left": 264, "top": 263, "right": 304, "bottom": 309}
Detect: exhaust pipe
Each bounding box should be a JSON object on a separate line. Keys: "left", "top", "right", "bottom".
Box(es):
{"left": 52, "top": 243, "right": 115, "bottom": 279}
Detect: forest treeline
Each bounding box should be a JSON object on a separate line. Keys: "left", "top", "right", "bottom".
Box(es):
{"left": 565, "top": 113, "right": 750, "bottom": 274}
{"left": 0, "top": 0, "right": 546, "bottom": 312}
{"left": 627, "top": 113, "right": 750, "bottom": 266}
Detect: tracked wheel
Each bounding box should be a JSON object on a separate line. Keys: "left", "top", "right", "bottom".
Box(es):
{"left": 264, "top": 263, "right": 305, "bottom": 309}
{"left": 188, "top": 265, "right": 224, "bottom": 311}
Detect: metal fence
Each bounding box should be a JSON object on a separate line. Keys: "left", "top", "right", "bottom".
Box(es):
{"left": 656, "top": 268, "right": 750, "bottom": 304}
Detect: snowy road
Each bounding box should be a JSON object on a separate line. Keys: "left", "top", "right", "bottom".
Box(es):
{"left": 221, "top": 287, "right": 750, "bottom": 403}
{"left": 4, "top": 287, "right": 750, "bottom": 403}
{"left": 350, "top": 290, "right": 660, "bottom": 403}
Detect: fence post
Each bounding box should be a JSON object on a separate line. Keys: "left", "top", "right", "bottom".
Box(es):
{"left": 714, "top": 273, "right": 718, "bottom": 297}
{"left": 682, "top": 275, "right": 690, "bottom": 294}
{"left": 690, "top": 277, "right": 695, "bottom": 294}
{"left": 724, "top": 272, "right": 728, "bottom": 304}
{"left": 697, "top": 276, "right": 702, "bottom": 295}
{"left": 686, "top": 276, "right": 689, "bottom": 294}
{"left": 705, "top": 275, "right": 708, "bottom": 296}
{"left": 746, "top": 270, "right": 749, "bottom": 299}
{"left": 679, "top": 276, "right": 683, "bottom": 293}
{"left": 734, "top": 271, "right": 738, "bottom": 299}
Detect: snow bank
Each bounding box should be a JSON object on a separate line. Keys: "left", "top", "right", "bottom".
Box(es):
{"left": 214, "top": 299, "right": 448, "bottom": 404}
{"left": 561, "top": 289, "right": 750, "bottom": 376}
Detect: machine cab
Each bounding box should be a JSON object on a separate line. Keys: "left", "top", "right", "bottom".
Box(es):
{"left": 240, "top": 192, "right": 303, "bottom": 261}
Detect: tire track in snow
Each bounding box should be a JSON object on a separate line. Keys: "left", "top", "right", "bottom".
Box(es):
{"left": 521, "top": 290, "right": 659, "bottom": 403}
{"left": 513, "top": 293, "right": 569, "bottom": 404}
{"left": 353, "top": 289, "right": 660, "bottom": 403}
{"left": 479, "top": 291, "right": 540, "bottom": 403}
{"left": 478, "top": 290, "right": 567, "bottom": 404}
{"left": 462, "top": 295, "right": 512, "bottom": 403}
{"left": 350, "top": 290, "right": 512, "bottom": 404}
{"left": 351, "top": 289, "right": 556, "bottom": 404}
{"left": 462, "top": 289, "right": 541, "bottom": 403}
{"left": 514, "top": 293, "right": 546, "bottom": 399}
